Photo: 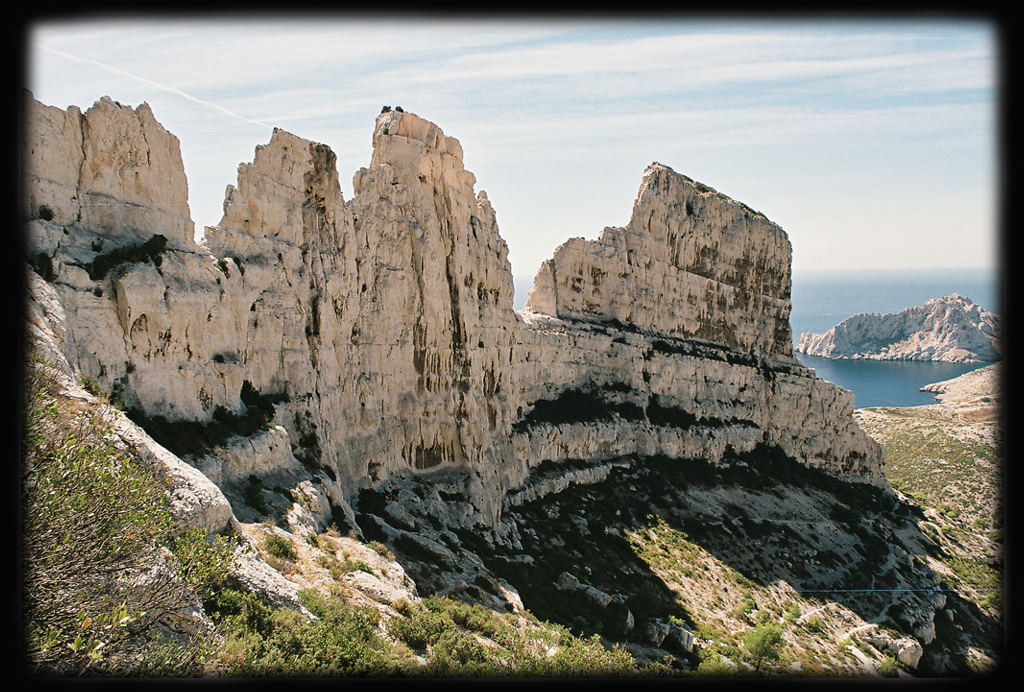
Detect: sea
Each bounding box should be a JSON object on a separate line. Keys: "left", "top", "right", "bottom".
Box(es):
{"left": 512, "top": 266, "right": 1003, "bottom": 410}
{"left": 790, "top": 267, "right": 1002, "bottom": 409}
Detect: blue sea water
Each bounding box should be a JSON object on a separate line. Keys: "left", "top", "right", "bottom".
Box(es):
{"left": 790, "top": 267, "right": 1002, "bottom": 409}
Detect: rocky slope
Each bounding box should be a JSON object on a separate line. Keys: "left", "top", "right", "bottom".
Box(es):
{"left": 796, "top": 295, "right": 1001, "bottom": 363}
{"left": 852, "top": 365, "right": 1003, "bottom": 675}
{"left": 856, "top": 362, "right": 1003, "bottom": 563}
{"left": 24, "top": 290, "right": 1003, "bottom": 676}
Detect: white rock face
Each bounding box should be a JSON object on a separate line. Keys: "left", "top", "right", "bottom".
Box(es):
{"left": 524, "top": 163, "right": 794, "bottom": 360}
{"left": 23, "top": 265, "right": 235, "bottom": 536}
{"left": 505, "top": 314, "right": 883, "bottom": 495}
{"left": 22, "top": 93, "right": 886, "bottom": 537}
{"left": 865, "top": 631, "right": 925, "bottom": 669}
{"left": 796, "top": 294, "right": 1001, "bottom": 363}
{"left": 22, "top": 93, "right": 196, "bottom": 250}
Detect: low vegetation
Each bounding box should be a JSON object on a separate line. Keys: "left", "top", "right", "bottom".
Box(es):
{"left": 21, "top": 345, "right": 650, "bottom": 677}
{"left": 21, "top": 348, "right": 236, "bottom": 675}
{"left": 855, "top": 406, "right": 1003, "bottom": 618}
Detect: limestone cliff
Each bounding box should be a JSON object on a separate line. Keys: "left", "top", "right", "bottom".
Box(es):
{"left": 524, "top": 163, "right": 794, "bottom": 360}
{"left": 22, "top": 93, "right": 885, "bottom": 540}
{"left": 796, "top": 294, "right": 1001, "bottom": 363}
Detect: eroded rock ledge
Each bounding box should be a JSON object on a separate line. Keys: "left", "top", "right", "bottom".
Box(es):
{"left": 22, "top": 92, "right": 885, "bottom": 539}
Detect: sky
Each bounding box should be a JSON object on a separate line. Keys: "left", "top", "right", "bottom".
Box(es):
{"left": 25, "top": 14, "right": 1001, "bottom": 306}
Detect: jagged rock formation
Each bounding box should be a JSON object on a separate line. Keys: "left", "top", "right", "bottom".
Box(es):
{"left": 524, "top": 164, "right": 794, "bottom": 360}
{"left": 22, "top": 92, "right": 885, "bottom": 544}
{"left": 796, "top": 295, "right": 1001, "bottom": 363}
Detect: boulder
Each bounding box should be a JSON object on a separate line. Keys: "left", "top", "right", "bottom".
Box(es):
{"left": 556, "top": 571, "right": 580, "bottom": 591}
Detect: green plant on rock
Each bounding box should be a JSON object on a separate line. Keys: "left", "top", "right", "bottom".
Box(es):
{"left": 262, "top": 534, "right": 297, "bottom": 562}
{"left": 368, "top": 540, "right": 394, "bottom": 559}
{"left": 734, "top": 593, "right": 757, "bottom": 619}
{"left": 21, "top": 349, "right": 231, "bottom": 675}
{"left": 880, "top": 653, "right": 900, "bottom": 677}
{"left": 742, "top": 621, "right": 784, "bottom": 673}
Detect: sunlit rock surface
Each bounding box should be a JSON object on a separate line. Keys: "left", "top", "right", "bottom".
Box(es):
{"left": 22, "top": 93, "right": 885, "bottom": 537}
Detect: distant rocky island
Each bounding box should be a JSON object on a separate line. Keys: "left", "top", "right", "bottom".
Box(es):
{"left": 796, "top": 294, "right": 1001, "bottom": 363}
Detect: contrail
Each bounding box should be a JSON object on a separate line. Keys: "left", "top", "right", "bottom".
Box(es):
{"left": 39, "top": 45, "right": 274, "bottom": 130}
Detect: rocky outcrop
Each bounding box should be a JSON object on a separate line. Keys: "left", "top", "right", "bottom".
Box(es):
{"left": 524, "top": 164, "right": 794, "bottom": 360}
{"left": 922, "top": 361, "right": 1001, "bottom": 403}
{"left": 22, "top": 95, "right": 196, "bottom": 249}
{"left": 796, "top": 294, "right": 1001, "bottom": 363}
{"left": 508, "top": 311, "right": 882, "bottom": 490}
{"left": 22, "top": 92, "right": 886, "bottom": 541}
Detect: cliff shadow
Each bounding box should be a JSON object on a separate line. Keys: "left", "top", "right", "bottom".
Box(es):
{"left": 352, "top": 446, "right": 1002, "bottom": 674}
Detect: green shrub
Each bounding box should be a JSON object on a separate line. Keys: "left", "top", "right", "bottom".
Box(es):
{"left": 346, "top": 559, "right": 375, "bottom": 575}
{"left": 523, "top": 634, "right": 635, "bottom": 677}
{"left": 262, "top": 534, "right": 297, "bottom": 562}
{"left": 80, "top": 375, "right": 106, "bottom": 398}
{"left": 393, "top": 597, "right": 415, "bottom": 617}
{"left": 742, "top": 621, "right": 784, "bottom": 672}
{"left": 368, "top": 540, "right": 394, "bottom": 560}
{"left": 880, "top": 654, "right": 900, "bottom": 677}
{"left": 21, "top": 350, "right": 231, "bottom": 675}
{"left": 171, "top": 527, "right": 237, "bottom": 599}
{"left": 386, "top": 607, "right": 454, "bottom": 651}
{"left": 317, "top": 553, "right": 340, "bottom": 569}
{"left": 426, "top": 628, "right": 494, "bottom": 676}
{"left": 218, "top": 589, "right": 402, "bottom": 676}
{"left": 735, "top": 594, "right": 757, "bottom": 619}
{"left": 625, "top": 580, "right": 664, "bottom": 621}
{"left": 423, "top": 596, "right": 502, "bottom": 638}
{"left": 696, "top": 651, "right": 735, "bottom": 676}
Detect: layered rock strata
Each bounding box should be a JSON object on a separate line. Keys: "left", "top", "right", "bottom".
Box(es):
{"left": 22, "top": 93, "right": 885, "bottom": 538}
{"left": 796, "top": 294, "right": 1001, "bottom": 363}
